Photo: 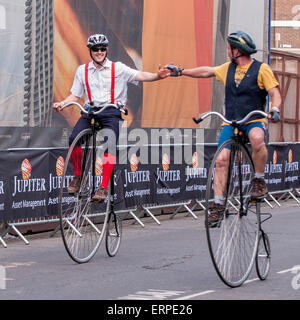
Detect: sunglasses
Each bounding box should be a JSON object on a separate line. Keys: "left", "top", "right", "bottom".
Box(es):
{"left": 91, "top": 47, "right": 107, "bottom": 52}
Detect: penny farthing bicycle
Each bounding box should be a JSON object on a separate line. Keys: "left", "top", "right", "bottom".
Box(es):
{"left": 58, "top": 102, "right": 124, "bottom": 263}
{"left": 193, "top": 110, "right": 272, "bottom": 287}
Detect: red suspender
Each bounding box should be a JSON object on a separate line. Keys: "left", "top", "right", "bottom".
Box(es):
{"left": 85, "top": 63, "right": 92, "bottom": 103}
{"left": 84, "top": 62, "right": 115, "bottom": 105}
{"left": 111, "top": 62, "right": 115, "bottom": 104}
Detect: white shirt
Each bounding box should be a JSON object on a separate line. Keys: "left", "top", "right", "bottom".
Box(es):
{"left": 70, "top": 59, "right": 139, "bottom": 106}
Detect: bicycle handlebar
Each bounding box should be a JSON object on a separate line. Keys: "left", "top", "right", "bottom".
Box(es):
{"left": 193, "top": 110, "right": 268, "bottom": 125}
{"left": 60, "top": 101, "right": 128, "bottom": 115}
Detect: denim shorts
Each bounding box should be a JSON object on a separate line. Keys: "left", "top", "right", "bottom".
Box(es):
{"left": 217, "top": 121, "right": 266, "bottom": 148}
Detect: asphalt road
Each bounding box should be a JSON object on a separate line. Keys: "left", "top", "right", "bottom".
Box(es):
{"left": 0, "top": 200, "right": 299, "bottom": 303}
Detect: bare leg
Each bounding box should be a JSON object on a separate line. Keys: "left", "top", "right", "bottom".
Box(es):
{"left": 248, "top": 126, "right": 268, "bottom": 199}
{"left": 214, "top": 148, "right": 231, "bottom": 199}
{"left": 248, "top": 127, "right": 267, "bottom": 174}
{"left": 208, "top": 147, "right": 231, "bottom": 224}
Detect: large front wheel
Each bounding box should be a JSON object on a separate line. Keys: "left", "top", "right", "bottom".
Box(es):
{"left": 59, "top": 129, "right": 110, "bottom": 263}
{"left": 205, "top": 140, "right": 260, "bottom": 287}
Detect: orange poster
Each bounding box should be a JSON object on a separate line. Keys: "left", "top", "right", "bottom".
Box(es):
{"left": 53, "top": 0, "right": 214, "bottom": 129}
{"left": 142, "top": 0, "right": 214, "bottom": 128}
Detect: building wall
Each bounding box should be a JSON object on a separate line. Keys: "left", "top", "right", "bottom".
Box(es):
{"left": 271, "top": 0, "right": 300, "bottom": 48}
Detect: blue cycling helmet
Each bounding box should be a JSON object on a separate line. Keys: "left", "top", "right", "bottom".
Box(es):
{"left": 227, "top": 31, "right": 257, "bottom": 55}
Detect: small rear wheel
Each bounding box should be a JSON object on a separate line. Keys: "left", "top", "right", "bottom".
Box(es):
{"left": 105, "top": 212, "right": 122, "bottom": 257}
{"left": 255, "top": 232, "right": 271, "bottom": 280}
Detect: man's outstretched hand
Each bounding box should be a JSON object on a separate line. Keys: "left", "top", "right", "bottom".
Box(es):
{"left": 268, "top": 106, "right": 280, "bottom": 123}
{"left": 157, "top": 64, "right": 171, "bottom": 79}
{"left": 166, "top": 64, "right": 184, "bottom": 77}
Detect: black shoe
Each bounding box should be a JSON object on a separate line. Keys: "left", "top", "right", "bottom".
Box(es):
{"left": 68, "top": 175, "right": 81, "bottom": 194}
{"left": 251, "top": 178, "right": 268, "bottom": 200}
{"left": 207, "top": 203, "right": 225, "bottom": 227}
{"left": 92, "top": 186, "right": 108, "bottom": 202}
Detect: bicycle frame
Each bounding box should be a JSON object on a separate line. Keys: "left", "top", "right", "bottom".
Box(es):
{"left": 61, "top": 101, "right": 127, "bottom": 200}
{"left": 80, "top": 108, "right": 120, "bottom": 239}
{"left": 194, "top": 109, "right": 268, "bottom": 215}
{"left": 228, "top": 128, "right": 272, "bottom": 263}
{"left": 231, "top": 124, "right": 252, "bottom": 217}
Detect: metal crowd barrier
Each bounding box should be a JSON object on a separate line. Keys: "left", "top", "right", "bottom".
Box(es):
{"left": 271, "top": 188, "right": 300, "bottom": 205}
{"left": 1, "top": 188, "right": 300, "bottom": 248}
{"left": 0, "top": 216, "right": 58, "bottom": 248}
{"left": 116, "top": 207, "right": 145, "bottom": 228}
{"left": 138, "top": 200, "right": 198, "bottom": 225}
{"left": 0, "top": 206, "right": 142, "bottom": 248}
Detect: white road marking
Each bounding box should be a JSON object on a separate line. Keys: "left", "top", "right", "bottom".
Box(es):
{"left": 245, "top": 278, "right": 259, "bottom": 284}
{"left": 173, "top": 290, "right": 215, "bottom": 300}
{"left": 119, "top": 289, "right": 185, "bottom": 300}
{"left": 119, "top": 266, "right": 300, "bottom": 300}
{"left": 277, "top": 267, "right": 298, "bottom": 274}
{"left": 3, "top": 262, "right": 36, "bottom": 269}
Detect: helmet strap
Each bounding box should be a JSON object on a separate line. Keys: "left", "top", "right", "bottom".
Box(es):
{"left": 230, "top": 46, "right": 244, "bottom": 63}
{"left": 89, "top": 49, "right": 108, "bottom": 67}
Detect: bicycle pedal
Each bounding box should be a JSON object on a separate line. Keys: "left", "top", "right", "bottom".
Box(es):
{"left": 207, "top": 220, "right": 222, "bottom": 229}
{"left": 92, "top": 198, "right": 103, "bottom": 203}
{"left": 208, "top": 223, "right": 221, "bottom": 229}
{"left": 250, "top": 198, "right": 263, "bottom": 204}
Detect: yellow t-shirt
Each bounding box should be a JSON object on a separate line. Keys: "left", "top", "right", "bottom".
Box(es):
{"left": 213, "top": 60, "right": 279, "bottom": 125}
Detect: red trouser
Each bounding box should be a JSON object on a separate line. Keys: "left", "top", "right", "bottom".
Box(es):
{"left": 69, "top": 109, "right": 121, "bottom": 190}
{"left": 70, "top": 146, "right": 116, "bottom": 190}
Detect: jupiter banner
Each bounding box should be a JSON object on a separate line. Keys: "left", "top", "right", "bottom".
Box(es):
{"left": 1, "top": 142, "right": 299, "bottom": 223}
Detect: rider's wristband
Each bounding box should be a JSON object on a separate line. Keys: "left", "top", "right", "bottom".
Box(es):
{"left": 60, "top": 101, "right": 66, "bottom": 107}
{"left": 271, "top": 106, "right": 280, "bottom": 113}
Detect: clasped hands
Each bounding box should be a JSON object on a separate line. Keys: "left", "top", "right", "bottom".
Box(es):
{"left": 157, "top": 63, "right": 183, "bottom": 79}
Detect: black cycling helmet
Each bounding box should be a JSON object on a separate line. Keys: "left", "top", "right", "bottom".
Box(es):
{"left": 227, "top": 31, "right": 257, "bottom": 55}
{"left": 87, "top": 34, "right": 109, "bottom": 48}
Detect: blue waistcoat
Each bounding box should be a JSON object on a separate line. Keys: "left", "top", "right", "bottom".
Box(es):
{"left": 224, "top": 59, "right": 268, "bottom": 122}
